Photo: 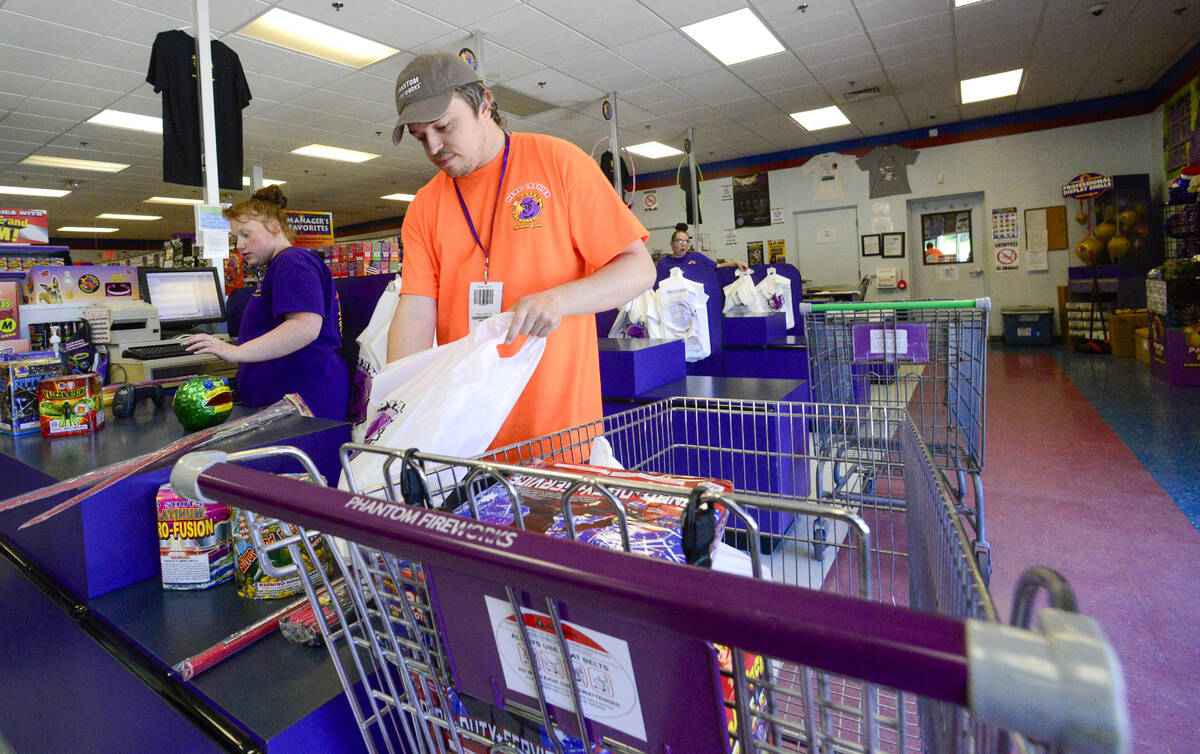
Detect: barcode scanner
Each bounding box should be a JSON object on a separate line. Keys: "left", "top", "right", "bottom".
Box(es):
{"left": 112, "top": 382, "right": 166, "bottom": 417}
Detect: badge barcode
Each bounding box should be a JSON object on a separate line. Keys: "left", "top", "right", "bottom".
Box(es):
{"left": 473, "top": 288, "right": 494, "bottom": 306}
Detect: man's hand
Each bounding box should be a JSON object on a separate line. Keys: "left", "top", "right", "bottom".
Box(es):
{"left": 506, "top": 289, "right": 565, "bottom": 343}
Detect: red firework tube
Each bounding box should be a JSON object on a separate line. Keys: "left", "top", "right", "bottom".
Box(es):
{"left": 173, "top": 595, "right": 310, "bottom": 681}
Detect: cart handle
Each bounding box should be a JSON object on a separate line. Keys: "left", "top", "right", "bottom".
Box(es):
{"left": 799, "top": 297, "right": 991, "bottom": 313}
{"left": 172, "top": 451, "right": 1128, "bottom": 754}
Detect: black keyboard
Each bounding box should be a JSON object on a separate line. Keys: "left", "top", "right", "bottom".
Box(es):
{"left": 122, "top": 342, "right": 192, "bottom": 360}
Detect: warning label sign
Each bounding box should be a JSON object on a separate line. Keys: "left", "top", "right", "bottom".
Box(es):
{"left": 995, "top": 245, "right": 1019, "bottom": 272}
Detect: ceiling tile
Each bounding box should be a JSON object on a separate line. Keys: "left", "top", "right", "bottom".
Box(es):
{"left": 807, "top": 54, "right": 884, "bottom": 86}
{"left": 78, "top": 38, "right": 153, "bottom": 75}
{"left": 612, "top": 30, "right": 722, "bottom": 81}
{"left": 621, "top": 83, "right": 686, "bottom": 109}
{"left": 671, "top": 68, "right": 758, "bottom": 103}
{"left": 478, "top": 4, "right": 571, "bottom": 50}
{"left": 575, "top": 2, "right": 672, "bottom": 47}
{"left": 33, "top": 81, "right": 126, "bottom": 110}
{"left": 478, "top": 42, "right": 543, "bottom": 83}
{"left": 731, "top": 52, "right": 813, "bottom": 86}
{"left": 505, "top": 69, "right": 604, "bottom": 106}
{"left": 592, "top": 68, "right": 662, "bottom": 96}
{"left": 208, "top": 0, "right": 271, "bottom": 33}
{"left": 54, "top": 62, "right": 148, "bottom": 95}
{"left": 886, "top": 55, "right": 956, "bottom": 85}
{"left": 1, "top": 0, "right": 137, "bottom": 35}
{"left": 797, "top": 33, "right": 875, "bottom": 68}
{"left": 639, "top": 0, "right": 747, "bottom": 27}
{"left": 775, "top": 10, "right": 864, "bottom": 48}
{"left": 265, "top": 55, "right": 355, "bottom": 89}
{"left": 855, "top": 0, "right": 947, "bottom": 30}
{"left": 344, "top": 7, "right": 458, "bottom": 52}
{"left": 399, "top": 0, "right": 517, "bottom": 29}
{"left": 0, "top": 72, "right": 53, "bottom": 98}
{"left": 520, "top": 29, "right": 603, "bottom": 67}
{"left": 0, "top": 42, "right": 73, "bottom": 80}
{"left": 868, "top": 13, "right": 952, "bottom": 50}
{"left": 527, "top": 0, "right": 614, "bottom": 26}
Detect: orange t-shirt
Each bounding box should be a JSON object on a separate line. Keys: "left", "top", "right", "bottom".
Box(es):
{"left": 400, "top": 132, "right": 649, "bottom": 450}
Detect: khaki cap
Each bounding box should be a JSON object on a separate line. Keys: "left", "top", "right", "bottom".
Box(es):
{"left": 391, "top": 52, "right": 482, "bottom": 145}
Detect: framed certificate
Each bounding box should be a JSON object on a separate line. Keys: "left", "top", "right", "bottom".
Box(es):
{"left": 861, "top": 234, "right": 881, "bottom": 257}
{"left": 882, "top": 232, "right": 906, "bottom": 258}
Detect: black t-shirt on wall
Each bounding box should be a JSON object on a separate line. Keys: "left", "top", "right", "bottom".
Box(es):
{"left": 147, "top": 30, "right": 251, "bottom": 191}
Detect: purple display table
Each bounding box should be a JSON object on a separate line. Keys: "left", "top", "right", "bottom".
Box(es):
{"left": 724, "top": 335, "right": 809, "bottom": 390}
{"left": 1148, "top": 314, "right": 1200, "bottom": 386}
{"left": 598, "top": 337, "right": 686, "bottom": 398}
{"left": 723, "top": 311, "right": 788, "bottom": 346}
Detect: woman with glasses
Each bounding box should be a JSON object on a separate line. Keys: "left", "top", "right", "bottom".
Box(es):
{"left": 656, "top": 223, "right": 747, "bottom": 276}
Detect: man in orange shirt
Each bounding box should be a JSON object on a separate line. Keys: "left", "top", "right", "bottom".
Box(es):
{"left": 386, "top": 52, "right": 655, "bottom": 451}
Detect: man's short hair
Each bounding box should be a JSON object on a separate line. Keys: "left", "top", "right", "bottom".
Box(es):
{"left": 455, "top": 81, "right": 508, "bottom": 131}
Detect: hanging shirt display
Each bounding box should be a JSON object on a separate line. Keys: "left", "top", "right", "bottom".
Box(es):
{"left": 147, "top": 30, "right": 252, "bottom": 191}
{"left": 856, "top": 145, "right": 918, "bottom": 199}
{"left": 801, "top": 152, "right": 849, "bottom": 201}
{"left": 657, "top": 268, "right": 710, "bottom": 362}
{"left": 754, "top": 268, "right": 794, "bottom": 329}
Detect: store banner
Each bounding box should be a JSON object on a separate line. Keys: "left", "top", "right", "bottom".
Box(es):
{"left": 0, "top": 209, "right": 49, "bottom": 244}
{"left": 285, "top": 210, "right": 334, "bottom": 249}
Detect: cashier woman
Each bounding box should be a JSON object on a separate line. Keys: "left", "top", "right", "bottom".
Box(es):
{"left": 656, "top": 223, "right": 748, "bottom": 275}
{"left": 182, "top": 186, "right": 349, "bottom": 421}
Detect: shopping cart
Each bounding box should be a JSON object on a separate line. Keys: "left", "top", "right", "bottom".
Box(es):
{"left": 799, "top": 299, "right": 991, "bottom": 578}
{"left": 170, "top": 397, "right": 1126, "bottom": 754}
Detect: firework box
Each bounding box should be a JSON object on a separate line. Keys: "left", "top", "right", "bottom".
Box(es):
{"left": 38, "top": 372, "right": 104, "bottom": 437}
{"left": 0, "top": 354, "right": 61, "bottom": 434}
{"left": 0, "top": 280, "right": 19, "bottom": 341}
{"left": 1108, "top": 310, "right": 1149, "bottom": 358}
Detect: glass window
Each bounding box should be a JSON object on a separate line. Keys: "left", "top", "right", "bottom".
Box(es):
{"left": 921, "top": 210, "right": 973, "bottom": 264}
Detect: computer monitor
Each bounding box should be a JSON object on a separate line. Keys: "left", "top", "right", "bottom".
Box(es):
{"left": 138, "top": 267, "right": 227, "bottom": 335}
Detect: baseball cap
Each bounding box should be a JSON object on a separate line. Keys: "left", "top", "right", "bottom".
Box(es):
{"left": 391, "top": 52, "right": 482, "bottom": 145}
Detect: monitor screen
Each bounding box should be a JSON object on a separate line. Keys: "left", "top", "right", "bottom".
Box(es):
{"left": 138, "top": 267, "right": 227, "bottom": 331}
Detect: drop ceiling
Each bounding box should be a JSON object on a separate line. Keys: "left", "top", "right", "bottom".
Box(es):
{"left": 0, "top": 0, "right": 1197, "bottom": 240}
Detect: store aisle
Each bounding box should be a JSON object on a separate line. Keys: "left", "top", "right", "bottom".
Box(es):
{"left": 985, "top": 348, "right": 1200, "bottom": 753}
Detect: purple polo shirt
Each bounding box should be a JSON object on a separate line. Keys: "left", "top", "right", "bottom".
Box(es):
{"left": 236, "top": 246, "right": 348, "bottom": 421}
{"left": 657, "top": 250, "right": 717, "bottom": 277}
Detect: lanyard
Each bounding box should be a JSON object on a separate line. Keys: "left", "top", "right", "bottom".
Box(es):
{"left": 452, "top": 133, "right": 510, "bottom": 283}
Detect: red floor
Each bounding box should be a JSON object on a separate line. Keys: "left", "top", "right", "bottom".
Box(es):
{"left": 986, "top": 352, "right": 1200, "bottom": 752}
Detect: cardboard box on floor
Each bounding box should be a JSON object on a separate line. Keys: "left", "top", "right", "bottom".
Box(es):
{"left": 1134, "top": 326, "right": 1150, "bottom": 364}
{"left": 1109, "top": 310, "right": 1150, "bottom": 358}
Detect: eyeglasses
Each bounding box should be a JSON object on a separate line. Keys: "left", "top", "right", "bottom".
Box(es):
{"left": 672, "top": 237, "right": 690, "bottom": 244}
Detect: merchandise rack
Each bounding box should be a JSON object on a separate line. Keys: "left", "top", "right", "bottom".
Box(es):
{"left": 171, "top": 398, "right": 1127, "bottom": 754}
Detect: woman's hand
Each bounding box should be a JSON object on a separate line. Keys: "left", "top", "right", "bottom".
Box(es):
{"left": 183, "top": 334, "right": 241, "bottom": 363}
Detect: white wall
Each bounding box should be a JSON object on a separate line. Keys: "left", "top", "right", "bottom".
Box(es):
{"left": 631, "top": 113, "right": 1162, "bottom": 334}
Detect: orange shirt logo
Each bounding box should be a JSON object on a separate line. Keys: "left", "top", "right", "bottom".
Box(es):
{"left": 510, "top": 190, "right": 544, "bottom": 226}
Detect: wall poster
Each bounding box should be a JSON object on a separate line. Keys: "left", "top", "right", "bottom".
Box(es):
{"left": 732, "top": 173, "right": 771, "bottom": 228}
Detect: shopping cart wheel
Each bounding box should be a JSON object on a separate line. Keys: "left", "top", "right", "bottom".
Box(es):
{"left": 811, "top": 518, "right": 828, "bottom": 560}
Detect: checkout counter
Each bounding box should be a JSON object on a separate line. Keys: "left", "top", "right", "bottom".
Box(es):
{"left": 0, "top": 400, "right": 361, "bottom": 752}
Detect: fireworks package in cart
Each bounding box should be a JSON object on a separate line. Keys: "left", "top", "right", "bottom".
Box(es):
{"left": 454, "top": 463, "right": 733, "bottom": 565}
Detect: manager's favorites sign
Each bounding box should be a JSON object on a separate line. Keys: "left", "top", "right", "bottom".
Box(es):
{"left": 285, "top": 210, "right": 334, "bottom": 248}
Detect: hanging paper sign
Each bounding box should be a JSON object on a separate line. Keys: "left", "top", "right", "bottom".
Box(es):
{"left": 285, "top": 210, "right": 334, "bottom": 249}
{"left": 1061, "top": 173, "right": 1112, "bottom": 199}
{"left": 458, "top": 48, "right": 477, "bottom": 69}
{"left": 995, "top": 245, "right": 1020, "bottom": 271}
{"left": 602, "top": 100, "right": 613, "bottom": 121}
{"left": 643, "top": 190, "right": 657, "bottom": 212}
{"left": 0, "top": 209, "right": 49, "bottom": 244}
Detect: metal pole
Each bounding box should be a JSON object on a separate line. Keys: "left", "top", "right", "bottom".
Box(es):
{"left": 609, "top": 91, "right": 621, "bottom": 197}
{"left": 688, "top": 126, "right": 701, "bottom": 241}
{"left": 473, "top": 30, "right": 485, "bottom": 78}
{"left": 249, "top": 165, "right": 263, "bottom": 193}
{"left": 193, "top": 0, "right": 220, "bottom": 206}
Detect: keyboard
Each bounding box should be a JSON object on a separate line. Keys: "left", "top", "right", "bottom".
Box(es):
{"left": 122, "top": 342, "right": 193, "bottom": 360}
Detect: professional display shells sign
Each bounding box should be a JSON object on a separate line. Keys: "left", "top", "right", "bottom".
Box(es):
{"left": 0, "top": 209, "right": 49, "bottom": 244}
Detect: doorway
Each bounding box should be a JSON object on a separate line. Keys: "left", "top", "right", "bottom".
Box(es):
{"left": 906, "top": 192, "right": 987, "bottom": 301}
{"left": 792, "top": 206, "right": 860, "bottom": 288}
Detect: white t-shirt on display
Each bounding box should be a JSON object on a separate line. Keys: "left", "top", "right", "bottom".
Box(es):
{"left": 802, "top": 152, "right": 849, "bottom": 201}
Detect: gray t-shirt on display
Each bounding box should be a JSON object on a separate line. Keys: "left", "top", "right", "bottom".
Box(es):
{"left": 856, "top": 145, "right": 918, "bottom": 198}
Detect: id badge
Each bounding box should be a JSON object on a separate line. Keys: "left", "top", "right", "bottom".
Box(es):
{"left": 468, "top": 281, "right": 503, "bottom": 331}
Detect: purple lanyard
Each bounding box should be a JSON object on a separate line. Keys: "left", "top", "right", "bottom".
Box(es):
{"left": 452, "top": 133, "right": 510, "bottom": 283}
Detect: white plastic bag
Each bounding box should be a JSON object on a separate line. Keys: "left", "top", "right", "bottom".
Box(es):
{"left": 348, "top": 275, "right": 401, "bottom": 433}
{"left": 340, "top": 312, "right": 545, "bottom": 492}
{"left": 755, "top": 268, "right": 794, "bottom": 328}
{"left": 722, "top": 269, "right": 766, "bottom": 314}
{"left": 658, "top": 268, "right": 711, "bottom": 362}
{"left": 608, "top": 289, "right": 661, "bottom": 339}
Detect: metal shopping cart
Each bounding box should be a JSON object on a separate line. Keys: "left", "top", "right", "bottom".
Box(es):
{"left": 799, "top": 299, "right": 991, "bottom": 578}
{"left": 170, "top": 397, "right": 1126, "bottom": 754}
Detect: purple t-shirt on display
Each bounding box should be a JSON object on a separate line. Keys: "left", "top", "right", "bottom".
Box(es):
{"left": 236, "top": 246, "right": 348, "bottom": 421}
{"left": 657, "top": 250, "right": 717, "bottom": 277}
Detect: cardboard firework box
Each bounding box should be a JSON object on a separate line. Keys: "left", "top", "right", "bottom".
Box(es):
{"left": 0, "top": 280, "right": 20, "bottom": 341}
{"left": 38, "top": 372, "right": 104, "bottom": 437}
{"left": 0, "top": 355, "right": 62, "bottom": 434}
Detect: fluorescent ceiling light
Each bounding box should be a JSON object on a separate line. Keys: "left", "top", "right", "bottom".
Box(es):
{"left": 626, "top": 142, "right": 684, "bottom": 159}
{"left": 682, "top": 8, "right": 785, "bottom": 66}
{"left": 145, "top": 196, "right": 203, "bottom": 205}
{"left": 21, "top": 155, "right": 129, "bottom": 173}
{"left": 242, "top": 176, "right": 286, "bottom": 187}
{"left": 292, "top": 144, "right": 379, "bottom": 163}
{"left": 97, "top": 213, "right": 161, "bottom": 221}
{"left": 380, "top": 193, "right": 416, "bottom": 202}
{"left": 58, "top": 226, "right": 118, "bottom": 233}
{"left": 87, "top": 109, "right": 162, "bottom": 133}
{"left": 955, "top": 0, "right": 987, "bottom": 6}
{"left": 961, "top": 69, "right": 1023, "bottom": 103}
{"left": 0, "top": 185, "right": 71, "bottom": 198}
{"left": 790, "top": 105, "right": 852, "bottom": 131}
{"left": 238, "top": 8, "right": 398, "bottom": 68}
